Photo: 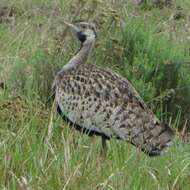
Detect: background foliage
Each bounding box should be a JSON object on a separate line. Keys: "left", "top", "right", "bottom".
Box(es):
{"left": 0, "top": 0, "right": 190, "bottom": 189}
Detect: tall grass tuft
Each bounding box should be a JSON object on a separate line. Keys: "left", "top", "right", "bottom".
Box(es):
{"left": 116, "top": 19, "right": 190, "bottom": 128}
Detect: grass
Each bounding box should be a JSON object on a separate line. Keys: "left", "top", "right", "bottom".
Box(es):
{"left": 0, "top": 96, "right": 190, "bottom": 189}
{"left": 0, "top": 0, "right": 190, "bottom": 189}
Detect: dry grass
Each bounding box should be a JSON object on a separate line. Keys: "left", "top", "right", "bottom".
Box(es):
{"left": 0, "top": 0, "right": 190, "bottom": 189}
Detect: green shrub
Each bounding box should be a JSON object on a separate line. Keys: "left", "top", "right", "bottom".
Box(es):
{"left": 9, "top": 49, "right": 65, "bottom": 102}
{"left": 119, "top": 19, "right": 190, "bottom": 128}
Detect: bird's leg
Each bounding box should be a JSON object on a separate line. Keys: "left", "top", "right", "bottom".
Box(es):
{"left": 101, "top": 136, "right": 108, "bottom": 155}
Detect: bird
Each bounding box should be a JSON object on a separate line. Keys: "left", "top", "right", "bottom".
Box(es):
{"left": 53, "top": 21, "right": 174, "bottom": 156}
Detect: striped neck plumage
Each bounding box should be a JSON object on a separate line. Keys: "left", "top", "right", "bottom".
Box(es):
{"left": 61, "top": 38, "right": 95, "bottom": 71}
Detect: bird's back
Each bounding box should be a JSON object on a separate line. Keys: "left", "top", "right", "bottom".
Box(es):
{"left": 55, "top": 64, "right": 174, "bottom": 156}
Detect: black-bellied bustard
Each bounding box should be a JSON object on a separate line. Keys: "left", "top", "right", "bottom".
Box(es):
{"left": 53, "top": 21, "right": 174, "bottom": 156}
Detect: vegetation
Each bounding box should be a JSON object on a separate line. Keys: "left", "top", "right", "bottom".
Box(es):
{"left": 0, "top": 0, "right": 190, "bottom": 189}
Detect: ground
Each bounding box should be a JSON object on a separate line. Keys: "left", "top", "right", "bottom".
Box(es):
{"left": 0, "top": 0, "right": 190, "bottom": 189}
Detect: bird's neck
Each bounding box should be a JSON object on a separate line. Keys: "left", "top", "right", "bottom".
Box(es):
{"left": 61, "top": 39, "right": 95, "bottom": 71}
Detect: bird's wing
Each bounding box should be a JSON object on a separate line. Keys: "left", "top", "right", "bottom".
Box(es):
{"left": 55, "top": 64, "right": 174, "bottom": 156}
{"left": 86, "top": 65, "right": 148, "bottom": 110}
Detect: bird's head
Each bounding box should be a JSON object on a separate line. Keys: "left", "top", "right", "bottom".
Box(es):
{"left": 64, "top": 21, "right": 97, "bottom": 44}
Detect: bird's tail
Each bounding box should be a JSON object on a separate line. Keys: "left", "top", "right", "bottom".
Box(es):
{"left": 139, "top": 123, "right": 175, "bottom": 156}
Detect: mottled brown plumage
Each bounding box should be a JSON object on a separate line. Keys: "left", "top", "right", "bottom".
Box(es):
{"left": 53, "top": 21, "right": 174, "bottom": 156}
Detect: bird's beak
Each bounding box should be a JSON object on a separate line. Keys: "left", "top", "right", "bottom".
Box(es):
{"left": 63, "top": 21, "right": 80, "bottom": 34}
